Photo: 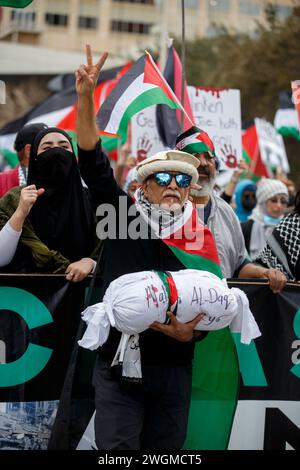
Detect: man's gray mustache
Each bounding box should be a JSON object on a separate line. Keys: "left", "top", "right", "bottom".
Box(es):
{"left": 162, "top": 190, "right": 181, "bottom": 198}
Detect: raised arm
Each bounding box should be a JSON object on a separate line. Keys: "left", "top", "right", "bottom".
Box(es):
{"left": 76, "top": 45, "right": 128, "bottom": 210}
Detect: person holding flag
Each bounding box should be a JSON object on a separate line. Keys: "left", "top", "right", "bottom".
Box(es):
{"left": 75, "top": 46, "right": 227, "bottom": 450}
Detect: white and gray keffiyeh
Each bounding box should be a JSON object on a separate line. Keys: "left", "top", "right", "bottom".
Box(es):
{"left": 135, "top": 187, "right": 189, "bottom": 238}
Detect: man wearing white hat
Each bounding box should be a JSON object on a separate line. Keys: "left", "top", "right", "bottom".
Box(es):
{"left": 74, "top": 50, "right": 224, "bottom": 450}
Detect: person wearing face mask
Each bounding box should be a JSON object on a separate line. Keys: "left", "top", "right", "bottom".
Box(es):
{"left": 233, "top": 179, "right": 257, "bottom": 222}
{"left": 241, "top": 178, "right": 289, "bottom": 260}
{"left": 0, "top": 127, "right": 98, "bottom": 281}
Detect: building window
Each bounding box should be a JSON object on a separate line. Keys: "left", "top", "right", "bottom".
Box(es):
{"left": 238, "top": 0, "right": 260, "bottom": 16}
{"left": 111, "top": 20, "right": 152, "bottom": 34}
{"left": 10, "top": 10, "right": 36, "bottom": 28}
{"left": 207, "top": 0, "right": 229, "bottom": 12}
{"left": 45, "top": 13, "right": 68, "bottom": 27}
{"left": 78, "top": 16, "right": 98, "bottom": 29}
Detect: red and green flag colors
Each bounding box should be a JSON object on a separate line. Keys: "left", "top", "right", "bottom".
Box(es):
{"left": 175, "top": 127, "right": 216, "bottom": 158}
{"left": 162, "top": 205, "right": 239, "bottom": 449}
{"left": 97, "top": 52, "right": 191, "bottom": 144}
{"left": 242, "top": 124, "right": 270, "bottom": 178}
{"left": 0, "top": 0, "right": 33, "bottom": 6}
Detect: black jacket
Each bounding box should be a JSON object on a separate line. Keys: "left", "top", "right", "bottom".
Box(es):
{"left": 78, "top": 143, "right": 196, "bottom": 366}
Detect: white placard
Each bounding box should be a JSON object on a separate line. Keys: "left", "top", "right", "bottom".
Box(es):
{"left": 255, "top": 118, "right": 290, "bottom": 174}
{"left": 188, "top": 86, "right": 242, "bottom": 171}
{"left": 131, "top": 106, "right": 168, "bottom": 161}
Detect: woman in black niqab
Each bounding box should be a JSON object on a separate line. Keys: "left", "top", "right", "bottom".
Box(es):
{"left": 27, "top": 127, "right": 96, "bottom": 263}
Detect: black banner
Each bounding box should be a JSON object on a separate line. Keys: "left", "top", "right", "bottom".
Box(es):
{"left": 228, "top": 281, "right": 300, "bottom": 450}
{"left": 0, "top": 276, "right": 299, "bottom": 450}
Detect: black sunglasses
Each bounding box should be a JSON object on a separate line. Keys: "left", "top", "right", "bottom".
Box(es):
{"left": 152, "top": 172, "right": 192, "bottom": 188}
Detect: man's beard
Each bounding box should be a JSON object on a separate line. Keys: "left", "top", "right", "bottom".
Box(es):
{"left": 190, "top": 176, "right": 216, "bottom": 197}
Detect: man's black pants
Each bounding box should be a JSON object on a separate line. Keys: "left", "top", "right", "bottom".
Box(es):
{"left": 93, "top": 356, "right": 193, "bottom": 450}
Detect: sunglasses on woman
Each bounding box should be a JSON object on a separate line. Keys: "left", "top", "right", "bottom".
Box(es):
{"left": 151, "top": 172, "right": 192, "bottom": 188}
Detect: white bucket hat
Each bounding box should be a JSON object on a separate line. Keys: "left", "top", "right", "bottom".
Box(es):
{"left": 136, "top": 150, "right": 199, "bottom": 185}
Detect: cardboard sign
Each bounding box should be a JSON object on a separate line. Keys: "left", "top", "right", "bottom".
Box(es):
{"left": 188, "top": 87, "right": 242, "bottom": 170}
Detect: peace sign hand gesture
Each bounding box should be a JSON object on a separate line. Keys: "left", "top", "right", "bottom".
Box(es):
{"left": 75, "top": 44, "right": 108, "bottom": 97}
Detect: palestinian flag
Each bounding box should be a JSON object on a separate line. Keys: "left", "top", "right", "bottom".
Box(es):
{"left": 0, "top": 1, "right": 33, "bottom": 6}
{"left": 175, "top": 126, "right": 216, "bottom": 157}
{"left": 242, "top": 124, "right": 270, "bottom": 178}
{"left": 274, "top": 89, "right": 300, "bottom": 141}
{"left": 156, "top": 45, "right": 195, "bottom": 148}
{"left": 97, "top": 52, "right": 185, "bottom": 144}
{"left": 166, "top": 210, "right": 239, "bottom": 450}
{"left": 136, "top": 198, "right": 239, "bottom": 450}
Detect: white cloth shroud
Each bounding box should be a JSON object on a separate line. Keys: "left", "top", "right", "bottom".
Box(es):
{"left": 78, "top": 269, "right": 261, "bottom": 350}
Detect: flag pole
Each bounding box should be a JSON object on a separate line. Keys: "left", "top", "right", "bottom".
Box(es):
{"left": 145, "top": 50, "right": 193, "bottom": 125}
{"left": 180, "top": 0, "right": 186, "bottom": 131}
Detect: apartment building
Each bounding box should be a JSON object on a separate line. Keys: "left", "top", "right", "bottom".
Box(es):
{"left": 0, "top": 0, "right": 295, "bottom": 56}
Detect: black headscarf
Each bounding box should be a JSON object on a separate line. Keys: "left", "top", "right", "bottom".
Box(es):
{"left": 27, "top": 128, "right": 96, "bottom": 262}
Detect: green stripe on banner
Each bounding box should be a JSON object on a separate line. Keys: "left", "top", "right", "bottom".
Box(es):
{"left": 0, "top": 0, "right": 33, "bottom": 6}
{"left": 164, "top": 241, "right": 239, "bottom": 449}
{"left": 184, "top": 329, "right": 239, "bottom": 450}
{"left": 232, "top": 333, "right": 267, "bottom": 386}
{"left": 167, "top": 244, "right": 223, "bottom": 279}
{"left": 117, "top": 87, "right": 179, "bottom": 140}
